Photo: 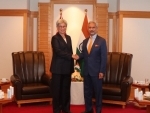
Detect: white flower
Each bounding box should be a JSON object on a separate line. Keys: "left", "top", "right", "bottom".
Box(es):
{"left": 74, "top": 65, "right": 81, "bottom": 72}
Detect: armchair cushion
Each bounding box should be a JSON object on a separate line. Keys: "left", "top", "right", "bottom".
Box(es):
{"left": 103, "top": 84, "right": 121, "bottom": 96}
{"left": 22, "top": 83, "right": 50, "bottom": 95}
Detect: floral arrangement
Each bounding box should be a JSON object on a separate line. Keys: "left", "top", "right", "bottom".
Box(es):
{"left": 71, "top": 65, "right": 83, "bottom": 82}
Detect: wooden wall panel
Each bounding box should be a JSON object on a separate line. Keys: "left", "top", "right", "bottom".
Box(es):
{"left": 96, "top": 3, "right": 109, "bottom": 48}
{"left": 28, "top": 11, "right": 38, "bottom": 51}
{"left": 38, "top": 3, "right": 52, "bottom": 76}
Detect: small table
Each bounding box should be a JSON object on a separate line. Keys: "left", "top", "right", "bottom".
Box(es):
{"left": 0, "top": 79, "right": 10, "bottom": 93}
{"left": 132, "top": 83, "right": 150, "bottom": 108}
{"left": 132, "top": 83, "right": 149, "bottom": 94}
{"left": 70, "top": 81, "right": 84, "bottom": 105}
{"left": 0, "top": 79, "right": 10, "bottom": 85}
{"left": 0, "top": 93, "right": 13, "bottom": 113}
{"left": 135, "top": 97, "right": 150, "bottom": 113}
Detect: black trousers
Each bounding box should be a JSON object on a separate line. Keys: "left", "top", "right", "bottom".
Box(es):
{"left": 52, "top": 73, "right": 71, "bottom": 113}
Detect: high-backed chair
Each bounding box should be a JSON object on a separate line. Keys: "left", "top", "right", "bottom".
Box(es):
{"left": 10, "top": 51, "right": 52, "bottom": 107}
{"left": 102, "top": 52, "right": 133, "bottom": 108}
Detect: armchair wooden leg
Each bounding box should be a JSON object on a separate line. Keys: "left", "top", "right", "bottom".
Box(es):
{"left": 18, "top": 104, "right": 21, "bottom": 107}
{"left": 122, "top": 105, "right": 125, "bottom": 109}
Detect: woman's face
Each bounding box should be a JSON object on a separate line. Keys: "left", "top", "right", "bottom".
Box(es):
{"left": 57, "top": 23, "right": 67, "bottom": 35}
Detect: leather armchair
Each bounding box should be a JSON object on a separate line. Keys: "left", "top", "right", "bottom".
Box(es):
{"left": 102, "top": 52, "right": 133, "bottom": 108}
{"left": 10, "top": 51, "right": 52, "bottom": 107}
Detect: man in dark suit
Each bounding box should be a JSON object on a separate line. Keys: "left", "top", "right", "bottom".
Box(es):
{"left": 50, "top": 19, "right": 74, "bottom": 113}
{"left": 75, "top": 21, "right": 107, "bottom": 113}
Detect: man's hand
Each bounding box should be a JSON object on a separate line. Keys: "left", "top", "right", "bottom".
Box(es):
{"left": 99, "top": 73, "right": 104, "bottom": 79}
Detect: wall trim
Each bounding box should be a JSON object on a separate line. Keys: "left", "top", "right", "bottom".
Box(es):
{"left": 109, "top": 11, "right": 150, "bottom": 19}
{"left": 0, "top": 9, "right": 29, "bottom": 16}
{"left": 118, "top": 11, "right": 150, "bottom": 18}
{"left": 108, "top": 12, "right": 116, "bottom": 19}
{"left": 30, "top": 11, "right": 38, "bottom": 18}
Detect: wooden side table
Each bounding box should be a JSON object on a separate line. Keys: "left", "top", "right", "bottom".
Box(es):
{"left": 0, "top": 79, "right": 10, "bottom": 93}
{"left": 0, "top": 79, "right": 13, "bottom": 113}
{"left": 135, "top": 97, "right": 150, "bottom": 113}
{"left": 132, "top": 83, "right": 149, "bottom": 108}
{"left": 132, "top": 83, "right": 149, "bottom": 94}
{"left": 0, "top": 94, "right": 13, "bottom": 113}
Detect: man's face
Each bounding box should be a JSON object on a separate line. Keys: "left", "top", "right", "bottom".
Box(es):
{"left": 57, "top": 23, "right": 67, "bottom": 35}
{"left": 88, "top": 23, "right": 98, "bottom": 36}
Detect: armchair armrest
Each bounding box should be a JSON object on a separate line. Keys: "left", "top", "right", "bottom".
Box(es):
{"left": 10, "top": 75, "right": 23, "bottom": 100}
{"left": 11, "top": 75, "right": 22, "bottom": 85}
{"left": 41, "top": 74, "right": 52, "bottom": 86}
{"left": 120, "top": 76, "right": 133, "bottom": 101}
{"left": 121, "top": 76, "right": 133, "bottom": 86}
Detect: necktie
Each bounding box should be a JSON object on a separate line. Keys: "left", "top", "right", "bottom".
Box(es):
{"left": 87, "top": 37, "right": 93, "bottom": 54}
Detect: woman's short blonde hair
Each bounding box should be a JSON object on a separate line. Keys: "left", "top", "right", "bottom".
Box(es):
{"left": 56, "top": 19, "right": 67, "bottom": 27}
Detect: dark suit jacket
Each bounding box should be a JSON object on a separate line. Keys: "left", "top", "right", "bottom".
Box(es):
{"left": 79, "top": 35, "right": 107, "bottom": 76}
{"left": 50, "top": 33, "right": 74, "bottom": 75}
